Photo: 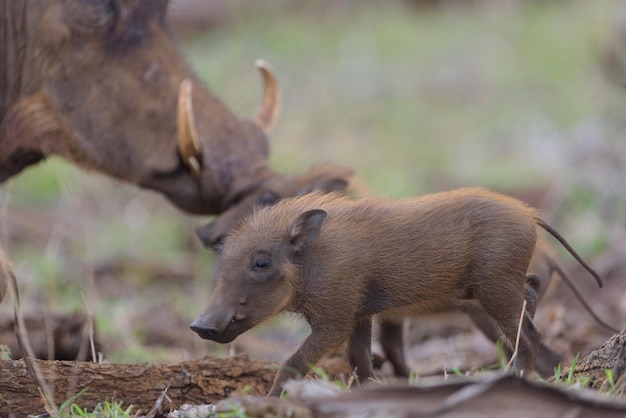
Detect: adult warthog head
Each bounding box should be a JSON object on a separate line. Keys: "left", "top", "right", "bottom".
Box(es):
{"left": 0, "top": 0, "right": 280, "bottom": 214}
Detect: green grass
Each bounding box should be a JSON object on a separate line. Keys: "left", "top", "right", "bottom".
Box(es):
{"left": 57, "top": 390, "right": 134, "bottom": 418}
{"left": 61, "top": 400, "right": 134, "bottom": 418}
{"left": 309, "top": 364, "right": 352, "bottom": 391}
{"left": 604, "top": 368, "right": 617, "bottom": 395}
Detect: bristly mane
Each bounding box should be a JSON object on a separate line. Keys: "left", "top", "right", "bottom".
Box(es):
{"left": 0, "top": 0, "right": 29, "bottom": 123}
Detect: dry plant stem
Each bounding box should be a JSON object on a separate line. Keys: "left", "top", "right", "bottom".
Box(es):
{"left": 0, "top": 181, "right": 13, "bottom": 248}
{"left": 81, "top": 291, "right": 97, "bottom": 362}
{"left": 44, "top": 306, "right": 55, "bottom": 360}
{"left": 347, "top": 371, "right": 356, "bottom": 389}
{"left": 61, "top": 176, "right": 99, "bottom": 363}
{"left": 144, "top": 385, "right": 171, "bottom": 418}
{"left": 504, "top": 299, "right": 527, "bottom": 372}
{"left": 4, "top": 258, "right": 60, "bottom": 416}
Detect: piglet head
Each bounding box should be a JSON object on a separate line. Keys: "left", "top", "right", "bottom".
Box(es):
{"left": 190, "top": 208, "right": 327, "bottom": 343}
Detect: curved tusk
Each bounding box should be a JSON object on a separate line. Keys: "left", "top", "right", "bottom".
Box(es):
{"left": 253, "top": 59, "right": 282, "bottom": 133}
{"left": 177, "top": 78, "right": 202, "bottom": 177}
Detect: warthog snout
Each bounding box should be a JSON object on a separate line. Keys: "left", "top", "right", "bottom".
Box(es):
{"left": 189, "top": 322, "right": 219, "bottom": 340}
{"left": 190, "top": 307, "right": 250, "bottom": 344}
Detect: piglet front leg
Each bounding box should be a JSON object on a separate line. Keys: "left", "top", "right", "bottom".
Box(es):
{"left": 347, "top": 317, "right": 373, "bottom": 382}
{"left": 268, "top": 323, "right": 352, "bottom": 396}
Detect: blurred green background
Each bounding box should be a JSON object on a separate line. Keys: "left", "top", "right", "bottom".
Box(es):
{"left": 1, "top": 0, "right": 625, "bottom": 363}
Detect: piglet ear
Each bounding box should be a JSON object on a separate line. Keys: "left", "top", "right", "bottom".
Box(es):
{"left": 288, "top": 209, "right": 327, "bottom": 254}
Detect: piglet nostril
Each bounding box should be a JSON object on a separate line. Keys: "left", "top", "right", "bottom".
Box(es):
{"left": 190, "top": 324, "right": 217, "bottom": 339}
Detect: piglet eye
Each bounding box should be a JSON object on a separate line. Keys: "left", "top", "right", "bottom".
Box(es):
{"left": 250, "top": 251, "right": 273, "bottom": 275}
{"left": 254, "top": 258, "right": 271, "bottom": 270}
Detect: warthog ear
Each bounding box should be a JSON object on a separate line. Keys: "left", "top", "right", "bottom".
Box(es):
{"left": 288, "top": 209, "right": 327, "bottom": 254}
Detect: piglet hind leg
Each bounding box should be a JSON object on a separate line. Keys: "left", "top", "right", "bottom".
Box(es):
{"left": 464, "top": 279, "right": 540, "bottom": 348}
{"left": 478, "top": 284, "right": 540, "bottom": 375}
{"left": 464, "top": 292, "right": 559, "bottom": 376}
{"left": 267, "top": 324, "right": 352, "bottom": 396}
{"left": 511, "top": 310, "right": 541, "bottom": 375}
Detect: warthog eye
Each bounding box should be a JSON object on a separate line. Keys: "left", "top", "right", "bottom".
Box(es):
{"left": 65, "top": 0, "right": 116, "bottom": 34}
{"left": 254, "top": 258, "right": 271, "bottom": 270}
{"left": 250, "top": 251, "right": 273, "bottom": 276}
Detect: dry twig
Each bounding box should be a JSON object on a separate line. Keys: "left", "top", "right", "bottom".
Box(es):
{"left": 505, "top": 300, "right": 527, "bottom": 373}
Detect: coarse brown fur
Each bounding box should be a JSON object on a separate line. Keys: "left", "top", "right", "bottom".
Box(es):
{"left": 191, "top": 188, "right": 603, "bottom": 395}
{"left": 0, "top": 0, "right": 276, "bottom": 214}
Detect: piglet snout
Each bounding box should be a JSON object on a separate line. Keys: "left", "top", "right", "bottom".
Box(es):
{"left": 189, "top": 308, "right": 239, "bottom": 343}
{"left": 189, "top": 322, "right": 218, "bottom": 339}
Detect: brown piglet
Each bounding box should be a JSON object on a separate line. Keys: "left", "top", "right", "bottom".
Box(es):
{"left": 190, "top": 187, "right": 602, "bottom": 396}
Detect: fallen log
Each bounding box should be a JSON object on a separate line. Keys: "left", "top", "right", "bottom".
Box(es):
{"left": 562, "top": 328, "right": 626, "bottom": 391}
{"left": 0, "top": 355, "right": 277, "bottom": 416}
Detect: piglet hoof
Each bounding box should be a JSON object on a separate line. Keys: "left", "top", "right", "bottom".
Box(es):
{"left": 372, "top": 353, "right": 386, "bottom": 370}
